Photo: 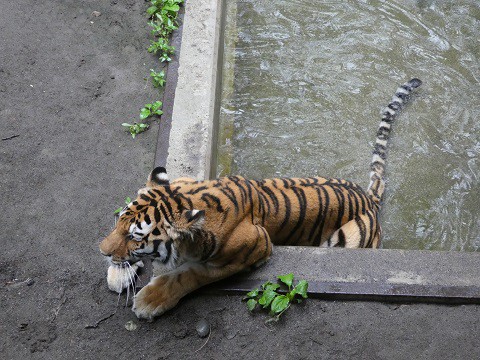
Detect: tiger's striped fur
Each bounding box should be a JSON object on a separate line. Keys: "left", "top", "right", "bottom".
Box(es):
{"left": 99, "top": 79, "right": 422, "bottom": 319}
{"left": 367, "top": 78, "right": 422, "bottom": 203}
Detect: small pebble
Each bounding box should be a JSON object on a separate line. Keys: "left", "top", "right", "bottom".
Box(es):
{"left": 195, "top": 319, "right": 210, "bottom": 338}
{"left": 26, "top": 278, "right": 35, "bottom": 286}
{"left": 225, "top": 328, "right": 237, "bottom": 340}
{"left": 91, "top": 11, "right": 101, "bottom": 17}
{"left": 124, "top": 320, "right": 138, "bottom": 331}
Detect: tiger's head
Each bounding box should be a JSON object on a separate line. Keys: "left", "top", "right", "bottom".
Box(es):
{"left": 99, "top": 167, "right": 205, "bottom": 292}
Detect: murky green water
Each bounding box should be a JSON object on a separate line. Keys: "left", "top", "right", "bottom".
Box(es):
{"left": 215, "top": 0, "right": 479, "bottom": 251}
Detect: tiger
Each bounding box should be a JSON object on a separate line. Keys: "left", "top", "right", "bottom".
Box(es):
{"left": 99, "top": 78, "right": 422, "bottom": 320}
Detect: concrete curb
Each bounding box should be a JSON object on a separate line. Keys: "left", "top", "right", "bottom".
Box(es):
{"left": 163, "top": 0, "right": 223, "bottom": 180}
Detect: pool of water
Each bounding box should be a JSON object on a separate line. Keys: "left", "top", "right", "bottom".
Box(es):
{"left": 214, "top": 0, "right": 479, "bottom": 251}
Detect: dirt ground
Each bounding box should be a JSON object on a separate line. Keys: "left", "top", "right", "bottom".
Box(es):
{"left": 1, "top": 1, "right": 478, "bottom": 359}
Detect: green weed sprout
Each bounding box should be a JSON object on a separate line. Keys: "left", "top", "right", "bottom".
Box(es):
{"left": 140, "top": 101, "right": 163, "bottom": 120}
{"left": 122, "top": 123, "right": 149, "bottom": 138}
{"left": 114, "top": 196, "right": 132, "bottom": 214}
{"left": 147, "top": 0, "right": 183, "bottom": 26}
{"left": 147, "top": 38, "right": 175, "bottom": 62}
{"left": 244, "top": 273, "right": 308, "bottom": 323}
{"left": 150, "top": 69, "right": 166, "bottom": 88}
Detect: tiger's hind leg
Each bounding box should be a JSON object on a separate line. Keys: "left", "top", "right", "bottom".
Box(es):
{"left": 320, "top": 212, "right": 381, "bottom": 248}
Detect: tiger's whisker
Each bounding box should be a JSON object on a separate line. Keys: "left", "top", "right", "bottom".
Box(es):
{"left": 126, "top": 264, "right": 136, "bottom": 297}
{"left": 125, "top": 277, "right": 130, "bottom": 308}
{"left": 115, "top": 271, "right": 124, "bottom": 309}
{"left": 126, "top": 263, "right": 138, "bottom": 296}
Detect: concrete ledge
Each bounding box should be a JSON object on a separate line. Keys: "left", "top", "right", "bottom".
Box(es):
{"left": 165, "top": 0, "right": 223, "bottom": 180}
{"left": 207, "top": 247, "right": 480, "bottom": 304}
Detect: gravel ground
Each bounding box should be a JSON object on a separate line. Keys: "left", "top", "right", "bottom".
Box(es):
{"left": 1, "top": 1, "right": 478, "bottom": 359}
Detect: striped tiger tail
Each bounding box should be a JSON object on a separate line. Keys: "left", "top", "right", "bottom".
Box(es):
{"left": 367, "top": 78, "right": 422, "bottom": 204}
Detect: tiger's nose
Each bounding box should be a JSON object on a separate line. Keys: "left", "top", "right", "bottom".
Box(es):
{"left": 99, "top": 246, "right": 110, "bottom": 257}
{"left": 99, "top": 231, "right": 131, "bottom": 265}
{"left": 99, "top": 239, "right": 113, "bottom": 257}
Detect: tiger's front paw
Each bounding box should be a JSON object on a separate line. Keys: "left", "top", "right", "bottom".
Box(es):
{"left": 132, "top": 278, "right": 179, "bottom": 320}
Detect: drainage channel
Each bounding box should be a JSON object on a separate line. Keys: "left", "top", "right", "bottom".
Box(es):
{"left": 155, "top": 0, "right": 480, "bottom": 304}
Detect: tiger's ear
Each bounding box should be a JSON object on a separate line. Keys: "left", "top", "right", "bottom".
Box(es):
{"left": 147, "top": 166, "right": 170, "bottom": 187}
{"left": 164, "top": 209, "right": 205, "bottom": 239}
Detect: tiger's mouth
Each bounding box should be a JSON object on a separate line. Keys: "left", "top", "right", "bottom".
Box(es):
{"left": 106, "top": 260, "right": 145, "bottom": 293}
{"left": 110, "top": 261, "right": 129, "bottom": 268}
{"left": 106, "top": 259, "right": 152, "bottom": 293}
{"left": 109, "top": 257, "right": 142, "bottom": 268}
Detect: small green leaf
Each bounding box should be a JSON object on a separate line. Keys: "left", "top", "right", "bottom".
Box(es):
{"left": 247, "top": 299, "right": 257, "bottom": 311}
{"left": 292, "top": 279, "right": 309, "bottom": 299}
{"left": 286, "top": 291, "right": 296, "bottom": 302}
{"left": 163, "top": 4, "right": 180, "bottom": 12}
{"left": 258, "top": 289, "right": 277, "bottom": 308}
{"left": 152, "top": 101, "right": 163, "bottom": 112}
{"left": 263, "top": 283, "right": 280, "bottom": 292}
{"left": 261, "top": 281, "right": 275, "bottom": 290}
{"left": 125, "top": 197, "right": 131, "bottom": 204}
{"left": 245, "top": 289, "right": 259, "bottom": 299}
{"left": 114, "top": 207, "right": 123, "bottom": 214}
{"left": 122, "top": 123, "right": 132, "bottom": 127}
{"left": 140, "top": 108, "right": 151, "bottom": 120}
{"left": 270, "top": 295, "right": 290, "bottom": 314}
{"left": 160, "top": 54, "right": 172, "bottom": 62}
{"left": 147, "top": 6, "right": 158, "bottom": 15}
{"left": 278, "top": 273, "right": 294, "bottom": 288}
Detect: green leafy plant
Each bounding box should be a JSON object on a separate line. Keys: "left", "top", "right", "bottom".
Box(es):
{"left": 146, "top": 0, "right": 183, "bottom": 63}
{"left": 150, "top": 69, "right": 166, "bottom": 88}
{"left": 147, "top": 38, "right": 175, "bottom": 62}
{"left": 244, "top": 273, "right": 308, "bottom": 322}
{"left": 124, "top": 0, "right": 182, "bottom": 138}
{"left": 140, "top": 101, "right": 163, "bottom": 120}
{"left": 148, "top": 20, "right": 178, "bottom": 39}
{"left": 114, "top": 196, "right": 132, "bottom": 214}
{"left": 147, "top": 0, "right": 183, "bottom": 23}
{"left": 122, "top": 122, "right": 149, "bottom": 138}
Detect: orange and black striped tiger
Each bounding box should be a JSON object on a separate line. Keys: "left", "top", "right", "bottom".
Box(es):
{"left": 100, "top": 79, "right": 422, "bottom": 319}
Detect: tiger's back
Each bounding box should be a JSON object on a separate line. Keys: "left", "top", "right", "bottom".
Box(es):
{"left": 170, "top": 175, "right": 380, "bottom": 248}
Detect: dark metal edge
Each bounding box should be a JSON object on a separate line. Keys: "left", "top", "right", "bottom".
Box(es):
{"left": 205, "top": 277, "right": 480, "bottom": 305}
